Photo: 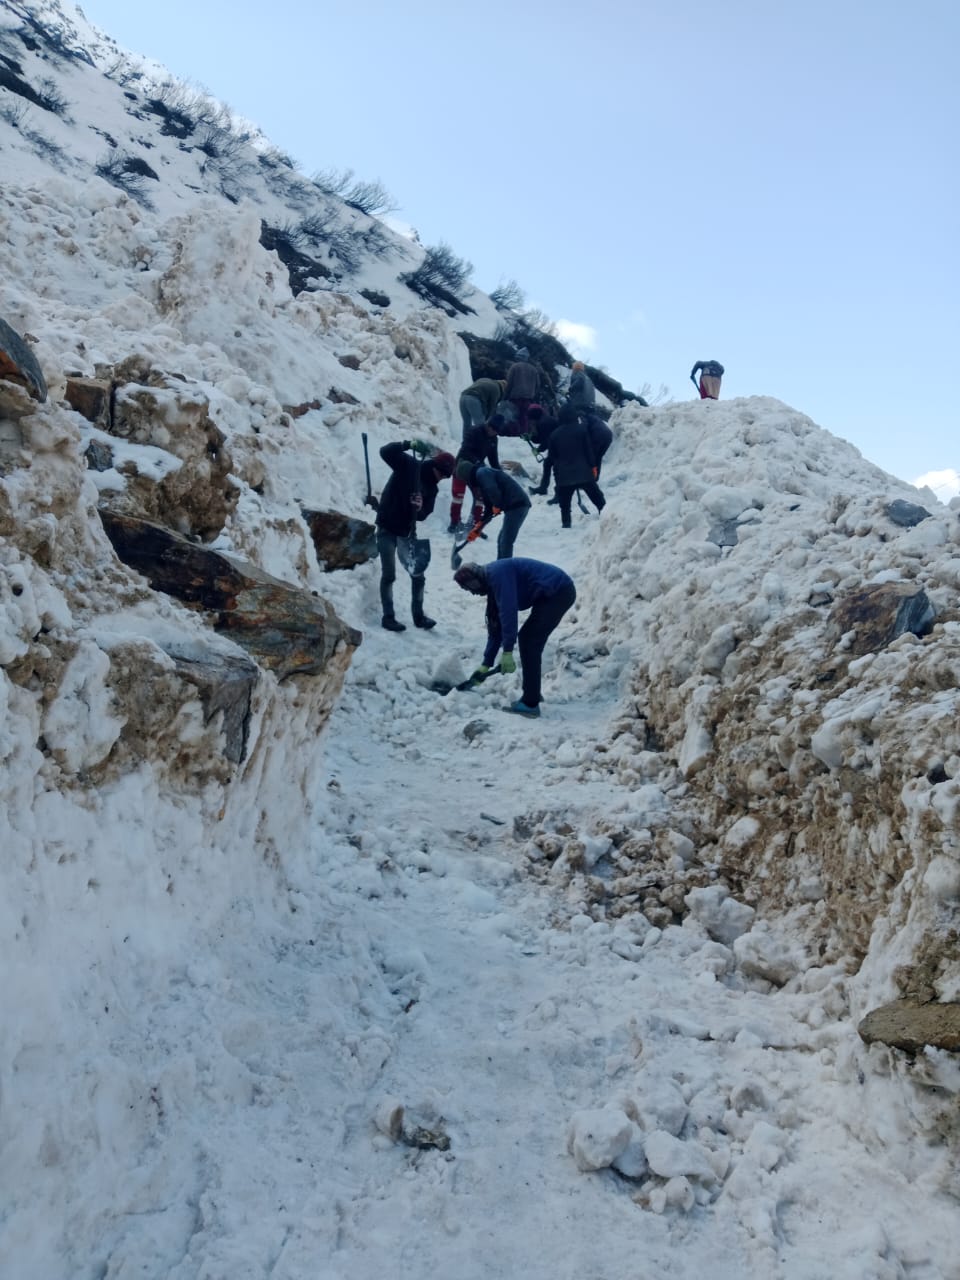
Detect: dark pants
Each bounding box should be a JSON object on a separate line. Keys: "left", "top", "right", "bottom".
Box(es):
{"left": 557, "top": 482, "right": 604, "bottom": 527}
{"left": 377, "top": 529, "right": 426, "bottom": 620}
{"left": 518, "top": 581, "right": 577, "bottom": 706}
{"left": 533, "top": 457, "right": 553, "bottom": 493}
{"left": 497, "top": 505, "right": 529, "bottom": 559}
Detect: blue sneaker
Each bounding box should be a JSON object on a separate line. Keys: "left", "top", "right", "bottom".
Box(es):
{"left": 505, "top": 699, "right": 540, "bottom": 718}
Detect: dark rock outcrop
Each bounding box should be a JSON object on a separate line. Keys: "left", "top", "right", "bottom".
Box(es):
{"left": 885, "top": 499, "right": 930, "bottom": 528}
{"left": 302, "top": 508, "right": 377, "bottom": 571}
{"left": 826, "top": 582, "right": 934, "bottom": 657}
{"left": 100, "top": 511, "right": 362, "bottom": 679}
{"left": 0, "top": 317, "right": 47, "bottom": 403}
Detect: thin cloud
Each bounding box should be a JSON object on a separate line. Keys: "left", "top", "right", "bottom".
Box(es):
{"left": 556, "top": 320, "right": 597, "bottom": 355}
{"left": 913, "top": 468, "right": 960, "bottom": 502}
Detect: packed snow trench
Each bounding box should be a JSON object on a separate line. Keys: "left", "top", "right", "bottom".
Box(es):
{"left": 5, "top": 456, "right": 958, "bottom": 1280}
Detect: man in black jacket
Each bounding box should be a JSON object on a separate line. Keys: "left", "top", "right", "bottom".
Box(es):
{"left": 547, "top": 406, "right": 605, "bottom": 528}
{"left": 373, "top": 440, "right": 455, "bottom": 631}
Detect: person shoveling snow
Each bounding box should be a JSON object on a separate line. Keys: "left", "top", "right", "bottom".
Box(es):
{"left": 453, "top": 558, "right": 576, "bottom": 717}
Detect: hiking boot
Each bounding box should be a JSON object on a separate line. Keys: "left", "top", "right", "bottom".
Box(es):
{"left": 561, "top": 521, "right": 572, "bottom": 529}
{"left": 413, "top": 614, "right": 437, "bottom": 630}
{"left": 447, "top": 522, "right": 460, "bottom": 534}
{"left": 547, "top": 495, "right": 559, "bottom": 505}
{"left": 528, "top": 486, "right": 547, "bottom": 496}
{"left": 382, "top": 615, "right": 406, "bottom": 632}
{"left": 505, "top": 699, "right": 540, "bottom": 718}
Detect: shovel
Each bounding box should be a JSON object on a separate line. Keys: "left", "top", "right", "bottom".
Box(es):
{"left": 397, "top": 458, "right": 431, "bottom": 577}
{"left": 450, "top": 516, "right": 490, "bottom": 570}
{"left": 453, "top": 663, "right": 505, "bottom": 693}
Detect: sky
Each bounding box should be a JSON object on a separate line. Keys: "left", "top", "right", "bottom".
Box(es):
{"left": 5, "top": 22, "right": 960, "bottom": 1272}
{"left": 76, "top": 0, "right": 959, "bottom": 490}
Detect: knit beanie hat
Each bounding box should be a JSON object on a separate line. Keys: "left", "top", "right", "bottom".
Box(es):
{"left": 455, "top": 458, "right": 475, "bottom": 483}
{"left": 432, "top": 451, "right": 456, "bottom": 478}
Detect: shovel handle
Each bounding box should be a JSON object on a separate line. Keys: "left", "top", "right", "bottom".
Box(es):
{"left": 361, "top": 432, "right": 373, "bottom": 501}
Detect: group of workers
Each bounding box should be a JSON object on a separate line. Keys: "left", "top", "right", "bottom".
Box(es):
{"left": 364, "top": 352, "right": 724, "bottom": 717}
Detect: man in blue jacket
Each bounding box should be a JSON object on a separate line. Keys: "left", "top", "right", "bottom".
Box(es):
{"left": 453, "top": 558, "right": 576, "bottom": 717}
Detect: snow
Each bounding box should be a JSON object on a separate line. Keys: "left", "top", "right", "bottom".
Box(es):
{"left": 0, "top": 3, "right": 958, "bottom": 1278}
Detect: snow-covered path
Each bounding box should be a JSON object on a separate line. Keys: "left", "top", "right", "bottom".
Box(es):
{"left": 166, "top": 483, "right": 952, "bottom": 1280}
{"left": 11, "top": 466, "right": 958, "bottom": 1280}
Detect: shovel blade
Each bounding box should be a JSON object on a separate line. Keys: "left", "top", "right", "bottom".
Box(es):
{"left": 397, "top": 536, "right": 431, "bottom": 577}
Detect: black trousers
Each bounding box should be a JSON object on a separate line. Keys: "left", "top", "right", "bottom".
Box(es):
{"left": 557, "top": 482, "right": 604, "bottom": 526}
{"left": 517, "top": 580, "right": 577, "bottom": 706}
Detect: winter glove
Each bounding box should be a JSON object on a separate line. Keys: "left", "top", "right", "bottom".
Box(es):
{"left": 410, "top": 492, "right": 423, "bottom": 510}
{"left": 364, "top": 494, "right": 380, "bottom": 511}
{"left": 410, "top": 439, "right": 432, "bottom": 458}
{"left": 466, "top": 522, "right": 484, "bottom": 542}
{"left": 470, "top": 665, "right": 491, "bottom": 683}
{"left": 500, "top": 652, "right": 517, "bottom": 674}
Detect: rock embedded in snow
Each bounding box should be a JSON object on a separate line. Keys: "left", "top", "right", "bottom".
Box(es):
{"left": 0, "top": 316, "right": 47, "bottom": 402}
{"left": 100, "top": 512, "right": 361, "bottom": 680}
{"left": 301, "top": 508, "right": 377, "bottom": 571}
{"left": 567, "top": 1107, "right": 634, "bottom": 1172}
{"left": 825, "top": 582, "right": 935, "bottom": 658}
{"left": 857, "top": 1001, "right": 960, "bottom": 1053}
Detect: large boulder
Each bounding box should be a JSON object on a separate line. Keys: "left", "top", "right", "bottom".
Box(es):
{"left": 302, "top": 508, "right": 377, "bottom": 570}
{"left": 99, "top": 512, "right": 362, "bottom": 679}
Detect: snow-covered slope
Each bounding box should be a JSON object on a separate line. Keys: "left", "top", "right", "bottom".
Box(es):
{"left": 1, "top": 4, "right": 959, "bottom": 1278}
